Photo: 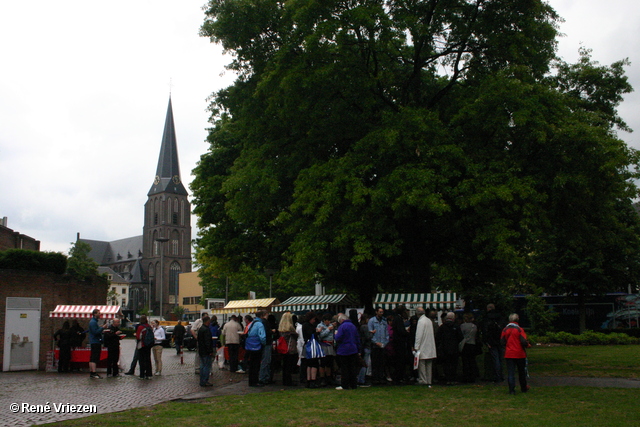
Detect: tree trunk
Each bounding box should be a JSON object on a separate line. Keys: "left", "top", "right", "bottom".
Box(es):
{"left": 577, "top": 292, "right": 586, "bottom": 333}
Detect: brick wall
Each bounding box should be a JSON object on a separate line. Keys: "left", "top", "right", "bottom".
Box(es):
{"left": 0, "top": 269, "right": 108, "bottom": 370}
{"left": 0, "top": 226, "right": 40, "bottom": 251}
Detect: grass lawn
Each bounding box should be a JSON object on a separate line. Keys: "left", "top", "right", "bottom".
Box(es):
{"left": 44, "top": 384, "right": 640, "bottom": 427}
{"left": 528, "top": 345, "right": 640, "bottom": 378}
{"left": 44, "top": 345, "right": 640, "bottom": 427}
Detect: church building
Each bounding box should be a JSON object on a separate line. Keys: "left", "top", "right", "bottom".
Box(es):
{"left": 79, "top": 98, "right": 192, "bottom": 319}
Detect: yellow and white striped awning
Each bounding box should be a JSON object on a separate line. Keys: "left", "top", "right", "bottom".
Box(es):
{"left": 374, "top": 293, "right": 458, "bottom": 311}
{"left": 209, "top": 298, "right": 280, "bottom": 315}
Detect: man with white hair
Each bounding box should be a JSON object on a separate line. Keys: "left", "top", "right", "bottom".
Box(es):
{"left": 413, "top": 307, "right": 437, "bottom": 387}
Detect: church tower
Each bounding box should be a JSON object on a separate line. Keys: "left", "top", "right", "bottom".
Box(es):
{"left": 143, "top": 97, "right": 192, "bottom": 319}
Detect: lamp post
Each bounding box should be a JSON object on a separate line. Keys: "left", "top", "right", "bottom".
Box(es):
{"left": 264, "top": 269, "right": 277, "bottom": 298}
{"left": 156, "top": 236, "right": 169, "bottom": 319}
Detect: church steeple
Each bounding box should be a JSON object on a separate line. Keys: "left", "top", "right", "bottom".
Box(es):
{"left": 142, "top": 96, "right": 192, "bottom": 320}
{"left": 148, "top": 97, "right": 188, "bottom": 196}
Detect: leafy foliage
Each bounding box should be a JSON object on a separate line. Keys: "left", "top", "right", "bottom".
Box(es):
{"left": 524, "top": 289, "right": 559, "bottom": 335}
{"left": 193, "top": 0, "right": 640, "bottom": 305}
{"left": 67, "top": 241, "right": 99, "bottom": 280}
{"left": 0, "top": 249, "right": 67, "bottom": 274}
{"left": 531, "top": 330, "right": 638, "bottom": 345}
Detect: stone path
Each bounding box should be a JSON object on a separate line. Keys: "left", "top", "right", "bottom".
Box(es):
{"left": 0, "top": 340, "right": 249, "bottom": 426}
{"left": 1, "top": 341, "right": 638, "bottom": 426}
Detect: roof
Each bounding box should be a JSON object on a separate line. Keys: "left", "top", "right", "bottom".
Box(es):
{"left": 148, "top": 98, "right": 188, "bottom": 197}
{"left": 272, "top": 294, "right": 359, "bottom": 312}
{"left": 209, "top": 298, "right": 280, "bottom": 315}
{"left": 49, "top": 305, "right": 123, "bottom": 319}
{"left": 80, "top": 236, "right": 143, "bottom": 265}
{"left": 374, "top": 293, "right": 459, "bottom": 310}
{"left": 97, "top": 267, "right": 127, "bottom": 283}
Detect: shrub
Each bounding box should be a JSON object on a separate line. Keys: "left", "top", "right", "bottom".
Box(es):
{"left": 0, "top": 249, "right": 67, "bottom": 274}
{"left": 524, "top": 289, "right": 559, "bottom": 335}
{"left": 535, "top": 330, "right": 638, "bottom": 345}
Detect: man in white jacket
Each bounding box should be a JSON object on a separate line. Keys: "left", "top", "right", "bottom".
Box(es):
{"left": 413, "top": 307, "right": 437, "bottom": 387}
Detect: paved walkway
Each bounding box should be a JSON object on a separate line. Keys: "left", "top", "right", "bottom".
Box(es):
{"left": 1, "top": 341, "right": 639, "bottom": 426}
{"left": 0, "top": 340, "right": 252, "bottom": 427}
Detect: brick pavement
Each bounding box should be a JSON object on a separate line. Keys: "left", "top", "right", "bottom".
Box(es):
{"left": 0, "top": 339, "right": 255, "bottom": 427}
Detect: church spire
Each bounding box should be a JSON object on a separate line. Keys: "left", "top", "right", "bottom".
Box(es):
{"left": 148, "top": 97, "right": 188, "bottom": 196}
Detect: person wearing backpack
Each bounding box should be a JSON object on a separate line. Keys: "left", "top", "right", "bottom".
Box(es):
{"left": 136, "top": 315, "right": 154, "bottom": 379}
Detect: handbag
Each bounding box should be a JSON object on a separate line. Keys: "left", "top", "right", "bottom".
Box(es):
{"left": 304, "top": 335, "right": 325, "bottom": 359}
{"left": 276, "top": 336, "right": 289, "bottom": 355}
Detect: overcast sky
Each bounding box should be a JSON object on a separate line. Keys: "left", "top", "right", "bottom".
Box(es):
{"left": 1, "top": 0, "right": 639, "bottom": 255}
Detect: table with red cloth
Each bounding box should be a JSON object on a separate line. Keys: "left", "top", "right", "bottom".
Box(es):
{"left": 54, "top": 347, "right": 109, "bottom": 369}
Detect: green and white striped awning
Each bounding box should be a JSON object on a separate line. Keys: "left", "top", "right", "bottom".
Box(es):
{"left": 374, "top": 293, "right": 458, "bottom": 311}
{"left": 272, "top": 294, "right": 359, "bottom": 313}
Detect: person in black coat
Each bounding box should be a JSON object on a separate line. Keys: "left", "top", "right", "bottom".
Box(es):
{"left": 391, "top": 305, "right": 410, "bottom": 384}
{"left": 173, "top": 321, "right": 186, "bottom": 355}
{"left": 54, "top": 321, "right": 72, "bottom": 373}
{"left": 103, "top": 318, "right": 124, "bottom": 377}
{"left": 198, "top": 316, "right": 214, "bottom": 387}
{"left": 436, "top": 312, "right": 464, "bottom": 384}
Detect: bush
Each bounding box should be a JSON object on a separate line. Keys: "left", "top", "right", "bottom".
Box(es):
{"left": 0, "top": 249, "right": 67, "bottom": 274}
{"left": 533, "top": 330, "right": 638, "bottom": 345}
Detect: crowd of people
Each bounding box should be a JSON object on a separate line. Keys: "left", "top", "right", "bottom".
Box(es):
{"left": 53, "top": 304, "right": 530, "bottom": 395}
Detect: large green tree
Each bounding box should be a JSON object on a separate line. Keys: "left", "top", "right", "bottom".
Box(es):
{"left": 192, "top": 0, "right": 640, "bottom": 308}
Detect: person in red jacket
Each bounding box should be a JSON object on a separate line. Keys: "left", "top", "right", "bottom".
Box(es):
{"left": 500, "top": 313, "right": 530, "bottom": 395}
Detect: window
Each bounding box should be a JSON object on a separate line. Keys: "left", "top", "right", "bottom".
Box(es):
{"left": 122, "top": 288, "right": 126, "bottom": 295}
{"left": 169, "top": 262, "right": 181, "bottom": 296}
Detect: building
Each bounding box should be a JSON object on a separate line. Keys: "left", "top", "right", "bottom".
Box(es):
{"left": 0, "top": 217, "right": 40, "bottom": 251}
{"left": 79, "top": 98, "right": 192, "bottom": 319}
{"left": 178, "top": 271, "right": 204, "bottom": 321}
{"left": 99, "top": 267, "right": 130, "bottom": 308}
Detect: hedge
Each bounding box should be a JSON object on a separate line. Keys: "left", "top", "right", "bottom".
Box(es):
{"left": 0, "top": 249, "right": 67, "bottom": 274}
{"left": 529, "top": 330, "right": 639, "bottom": 345}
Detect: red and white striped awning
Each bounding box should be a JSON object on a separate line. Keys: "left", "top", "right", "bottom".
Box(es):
{"left": 49, "top": 305, "right": 123, "bottom": 319}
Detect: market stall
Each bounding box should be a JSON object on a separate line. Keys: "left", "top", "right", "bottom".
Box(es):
{"left": 271, "top": 294, "right": 359, "bottom": 314}
{"left": 47, "top": 305, "right": 123, "bottom": 372}
{"left": 374, "top": 293, "right": 460, "bottom": 314}
{"left": 208, "top": 298, "right": 281, "bottom": 316}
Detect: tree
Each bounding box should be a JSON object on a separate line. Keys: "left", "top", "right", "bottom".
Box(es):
{"left": 67, "top": 241, "right": 99, "bottom": 280}
{"left": 193, "top": 0, "right": 640, "bottom": 307}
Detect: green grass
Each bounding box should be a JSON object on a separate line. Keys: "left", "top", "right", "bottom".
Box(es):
{"left": 45, "top": 385, "right": 640, "bottom": 427}
{"left": 529, "top": 344, "right": 640, "bottom": 378}
{"left": 43, "top": 345, "right": 640, "bottom": 427}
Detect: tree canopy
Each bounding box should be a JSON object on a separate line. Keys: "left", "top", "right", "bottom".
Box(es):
{"left": 193, "top": 0, "right": 640, "bottom": 306}
{"left": 67, "top": 241, "right": 99, "bottom": 280}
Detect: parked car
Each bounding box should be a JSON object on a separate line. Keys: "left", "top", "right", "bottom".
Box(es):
{"left": 163, "top": 325, "right": 174, "bottom": 348}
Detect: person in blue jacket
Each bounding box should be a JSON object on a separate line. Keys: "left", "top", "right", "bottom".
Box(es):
{"left": 88, "top": 308, "right": 105, "bottom": 379}
{"left": 335, "top": 313, "right": 361, "bottom": 390}
{"left": 245, "top": 310, "right": 267, "bottom": 387}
